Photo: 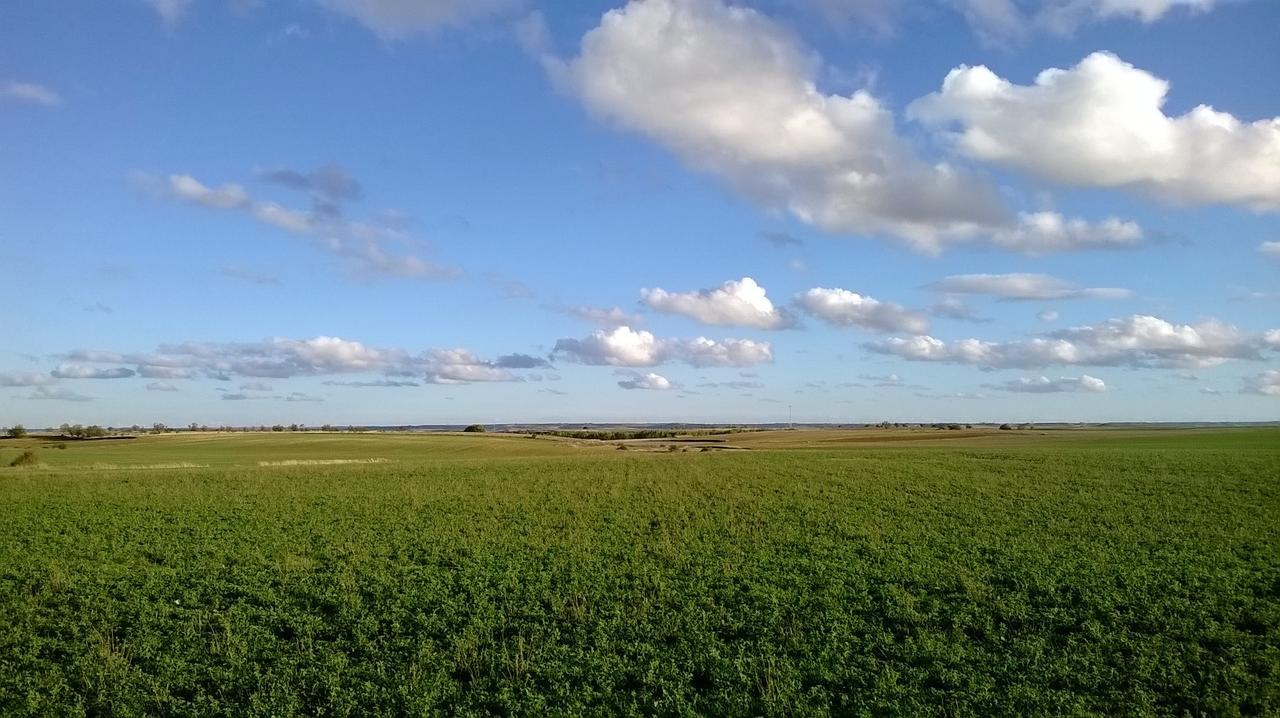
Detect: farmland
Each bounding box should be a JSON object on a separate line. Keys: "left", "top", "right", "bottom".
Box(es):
{"left": 0, "top": 428, "right": 1277, "bottom": 716}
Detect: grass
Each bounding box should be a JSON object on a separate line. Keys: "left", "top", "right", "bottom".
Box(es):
{"left": 0, "top": 429, "right": 1277, "bottom": 715}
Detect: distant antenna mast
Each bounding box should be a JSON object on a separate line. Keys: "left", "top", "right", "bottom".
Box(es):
{"left": 789, "top": 404, "right": 793, "bottom": 430}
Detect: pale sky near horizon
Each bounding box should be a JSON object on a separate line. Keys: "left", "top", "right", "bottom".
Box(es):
{"left": 2, "top": 0, "right": 1278, "bottom": 427}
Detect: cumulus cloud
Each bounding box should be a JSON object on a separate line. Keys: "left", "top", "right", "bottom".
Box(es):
{"left": 642, "top": 277, "right": 794, "bottom": 329}
{"left": 616, "top": 371, "right": 676, "bottom": 390}
{"left": 1038, "top": 309, "right": 1061, "bottom": 322}
{"left": 1241, "top": 370, "right": 1280, "bottom": 396}
{"left": 0, "top": 372, "right": 55, "bottom": 387}
{"left": 909, "top": 52, "right": 1280, "bottom": 210}
{"left": 150, "top": 169, "right": 459, "bottom": 280}
{"left": 553, "top": 326, "right": 773, "bottom": 368}
{"left": 422, "top": 349, "right": 521, "bottom": 384}
{"left": 50, "top": 364, "right": 136, "bottom": 380}
{"left": 552, "top": 0, "right": 1021, "bottom": 252}
{"left": 1, "top": 81, "right": 62, "bottom": 107}
{"left": 545, "top": 0, "right": 1141, "bottom": 254}
{"left": 797, "top": 287, "right": 929, "bottom": 333}
{"left": 985, "top": 374, "right": 1108, "bottom": 393}
{"left": 867, "top": 315, "right": 1277, "bottom": 369}
{"left": 316, "top": 0, "right": 520, "bottom": 40}
{"left": 930, "top": 273, "right": 1132, "bottom": 301}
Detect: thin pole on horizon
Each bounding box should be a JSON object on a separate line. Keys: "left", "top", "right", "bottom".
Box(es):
{"left": 789, "top": 405, "right": 793, "bottom": 430}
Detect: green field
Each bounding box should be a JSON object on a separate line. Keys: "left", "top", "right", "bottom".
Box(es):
{"left": 1, "top": 429, "right": 1277, "bottom": 716}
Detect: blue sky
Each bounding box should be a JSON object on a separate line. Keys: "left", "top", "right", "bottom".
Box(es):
{"left": 2, "top": 0, "right": 1278, "bottom": 427}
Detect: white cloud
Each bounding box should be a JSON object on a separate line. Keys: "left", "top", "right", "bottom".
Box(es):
{"left": 1038, "top": 309, "right": 1061, "bottom": 322}
{"left": 552, "top": 304, "right": 644, "bottom": 327}
{"left": 56, "top": 336, "right": 545, "bottom": 386}
{"left": 1241, "top": 369, "right": 1280, "bottom": 396}
{"left": 867, "top": 315, "right": 1276, "bottom": 369}
{"left": 146, "top": 381, "right": 180, "bottom": 392}
{"left": 985, "top": 374, "right": 1108, "bottom": 393}
{"left": 50, "top": 364, "right": 136, "bottom": 380}
{"left": 616, "top": 371, "right": 676, "bottom": 390}
{"left": 0, "top": 372, "right": 55, "bottom": 387}
{"left": 552, "top": 325, "right": 773, "bottom": 368}
{"left": 546, "top": 0, "right": 1142, "bottom": 254}
{"left": 1, "top": 81, "right": 62, "bottom": 107}
{"left": 991, "top": 212, "right": 1143, "bottom": 254}
{"left": 930, "top": 273, "right": 1132, "bottom": 300}
{"left": 316, "top": 0, "right": 519, "bottom": 40}
{"left": 797, "top": 287, "right": 929, "bottom": 333}
{"left": 422, "top": 349, "right": 520, "bottom": 384}
{"left": 1260, "top": 241, "right": 1280, "bottom": 258}
{"left": 909, "top": 52, "right": 1280, "bottom": 210}
{"left": 169, "top": 175, "right": 251, "bottom": 209}
{"left": 553, "top": 0, "right": 1026, "bottom": 253}
{"left": 641, "top": 277, "right": 793, "bottom": 329}
{"left": 154, "top": 169, "right": 459, "bottom": 280}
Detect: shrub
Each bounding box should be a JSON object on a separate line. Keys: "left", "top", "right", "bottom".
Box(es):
{"left": 5, "top": 425, "right": 27, "bottom": 439}
{"left": 463, "top": 424, "right": 486, "bottom": 433}
{"left": 9, "top": 450, "right": 39, "bottom": 467}
{"left": 999, "top": 424, "right": 1013, "bottom": 430}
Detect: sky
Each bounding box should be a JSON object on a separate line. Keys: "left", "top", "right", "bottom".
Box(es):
{"left": 1, "top": 0, "right": 1278, "bottom": 427}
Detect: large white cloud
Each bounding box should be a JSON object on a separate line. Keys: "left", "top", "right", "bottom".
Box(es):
{"left": 641, "top": 277, "right": 793, "bottom": 329}
{"left": 985, "top": 374, "right": 1108, "bottom": 393}
{"left": 546, "top": 0, "right": 1143, "bottom": 254}
{"left": 554, "top": 0, "right": 1024, "bottom": 252}
{"left": 552, "top": 326, "right": 773, "bottom": 368}
{"left": 867, "top": 315, "right": 1278, "bottom": 369}
{"left": 930, "top": 273, "right": 1132, "bottom": 300}
{"left": 797, "top": 287, "right": 929, "bottom": 333}
{"left": 909, "top": 52, "right": 1280, "bottom": 210}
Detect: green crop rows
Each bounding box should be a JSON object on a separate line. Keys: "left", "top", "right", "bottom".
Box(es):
{"left": 1, "top": 430, "right": 1277, "bottom": 715}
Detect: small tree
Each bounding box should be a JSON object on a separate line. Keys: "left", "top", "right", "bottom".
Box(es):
{"left": 999, "top": 423, "right": 1012, "bottom": 430}
{"left": 463, "top": 424, "right": 486, "bottom": 433}
{"left": 4, "top": 425, "right": 27, "bottom": 439}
